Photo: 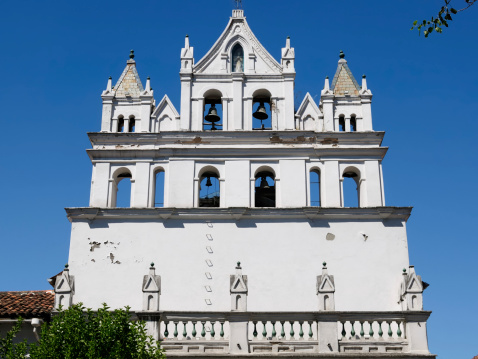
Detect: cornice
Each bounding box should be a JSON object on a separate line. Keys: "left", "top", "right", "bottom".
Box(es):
{"left": 65, "top": 206, "right": 412, "bottom": 222}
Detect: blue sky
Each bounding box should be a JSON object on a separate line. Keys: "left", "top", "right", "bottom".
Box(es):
{"left": 0, "top": 0, "right": 477, "bottom": 357}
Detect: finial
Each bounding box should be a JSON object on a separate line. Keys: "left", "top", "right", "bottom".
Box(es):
{"left": 129, "top": 50, "right": 135, "bottom": 59}
{"left": 147, "top": 76, "right": 150, "bottom": 80}
{"left": 237, "top": 261, "right": 241, "bottom": 268}
{"left": 325, "top": 76, "right": 329, "bottom": 79}
{"left": 339, "top": 50, "right": 345, "bottom": 59}
{"left": 151, "top": 262, "right": 155, "bottom": 268}
{"left": 287, "top": 36, "right": 290, "bottom": 39}
{"left": 64, "top": 264, "right": 69, "bottom": 269}
{"left": 403, "top": 268, "right": 407, "bottom": 273}
{"left": 322, "top": 262, "right": 327, "bottom": 268}
{"left": 234, "top": 0, "right": 243, "bottom": 9}
{"left": 108, "top": 76, "right": 112, "bottom": 80}
{"left": 362, "top": 74, "right": 366, "bottom": 78}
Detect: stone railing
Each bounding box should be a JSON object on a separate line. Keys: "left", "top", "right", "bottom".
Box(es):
{"left": 136, "top": 311, "right": 433, "bottom": 356}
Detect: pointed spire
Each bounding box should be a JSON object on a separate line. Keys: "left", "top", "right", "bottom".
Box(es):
{"left": 145, "top": 77, "right": 151, "bottom": 91}
{"left": 236, "top": 261, "right": 242, "bottom": 275}
{"left": 185, "top": 35, "right": 190, "bottom": 49}
{"left": 149, "top": 262, "right": 156, "bottom": 275}
{"left": 113, "top": 50, "right": 144, "bottom": 97}
{"left": 106, "top": 77, "right": 112, "bottom": 91}
{"left": 324, "top": 76, "right": 330, "bottom": 91}
{"left": 361, "top": 74, "right": 367, "bottom": 90}
{"left": 331, "top": 50, "right": 360, "bottom": 96}
{"left": 286, "top": 36, "right": 291, "bottom": 49}
{"left": 322, "top": 261, "right": 328, "bottom": 275}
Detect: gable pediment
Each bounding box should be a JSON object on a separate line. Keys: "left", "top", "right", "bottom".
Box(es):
{"left": 194, "top": 14, "right": 282, "bottom": 75}
{"left": 296, "top": 93, "right": 323, "bottom": 120}
{"left": 230, "top": 274, "right": 248, "bottom": 293}
{"left": 143, "top": 274, "right": 161, "bottom": 293}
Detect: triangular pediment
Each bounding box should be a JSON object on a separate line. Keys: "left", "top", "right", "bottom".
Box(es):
{"left": 152, "top": 95, "right": 180, "bottom": 119}
{"left": 143, "top": 274, "right": 160, "bottom": 292}
{"left": 114, "top": 61, "right": 144, "bottom": 98}
{"left": 194, "top": 12, "right": 282, "bottom": 75}
{"left": 406, "top": 274, "right": 423, "bottom": 292}
{"left": 55, "top": 272, "right": 72, "bottom": 293}
{"left": 230, "top": 274, "right": 248, "bottom": 293}
{"left": 331, "top": 60, "right": 360, "bottom": 96}
{"left": 317, "top": 274, "right": 335, "bottom": 293}
{"left": 296, "top": 92, "right": 322, "bottom": 120}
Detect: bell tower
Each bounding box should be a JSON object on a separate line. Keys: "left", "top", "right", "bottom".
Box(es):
{"left": 63, "top": 7, "right": 433, "bottom": 357}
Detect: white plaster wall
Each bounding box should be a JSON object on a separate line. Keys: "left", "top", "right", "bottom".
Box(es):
{"left": 68, "top": 218, "right": 409, "bottom": 312}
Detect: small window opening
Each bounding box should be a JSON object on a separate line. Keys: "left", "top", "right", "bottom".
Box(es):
{"left": 118, "top": 116, "right": 125, "bottom": 133}
{"left": 338, "top": 115, "right": 345, "bottom": 132}
{"left": 310, "top": 170, "right": 321, "bottom": 206}
{"left": 147, "top": 295, "right": 154, "bottom": 310}
{"left": 231, "top": 44, "right": 244, "bottom": 72}
{"left": 116, "top": 173, "right": 132, "bottom": 207}
{"left": 343, "top": 171, "right": 359, "bottom": 207}
{"left": 350, "top": 115, "right": 357, "bottom": 132}
{"left": 203, "top": 98, "right": 223, "bottom": 131}
{"left": 129, "top": 116, "right": 136, "bottom": 132}
{"left": 255, "top": 171, "right": 275, "bottom": 207}
{"left": 154, "top": 170, "right": 165, "bottom": 207}
{"left": 199, "top": 172, "right": 220, "bottom": 207}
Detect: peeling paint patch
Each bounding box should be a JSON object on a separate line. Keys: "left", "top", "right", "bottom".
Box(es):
{"left": 269, "top": 135, "right": 315, "bottom": 144}
{"left": 320, "top": 138, "right": 339, "bottom": 145}
{"left": 326, "top": 233, "right": 335, "bottom": 241}
{"left": 175, "top": 136, "right": 210, "bottom": 145}
{"left": 89, "top": 241, "right": 101, "bottom": 251}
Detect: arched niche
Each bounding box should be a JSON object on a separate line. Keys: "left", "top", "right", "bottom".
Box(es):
{"left": 342, "top": 166, "right": 361, "bottom": 207}
{"left": 198, "top": 166, "right": 220, "bottom": 207}
{"left": 203, "top": 89, "right": 223, "bottom": 131}
{"left": 252, "top": 89, "right": 272, "bottom": 130}
{"left": 254, "top": 167, "right": 276, "bottom": 207}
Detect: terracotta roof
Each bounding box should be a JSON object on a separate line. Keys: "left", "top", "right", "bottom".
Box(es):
{"left": 0, "top": 291, "right": 54, "bottom": 319}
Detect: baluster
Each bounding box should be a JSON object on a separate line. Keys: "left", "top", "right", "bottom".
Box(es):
{"left": 201, "top": 321, "right": 206, "bottom": 338}
{"left": 252, "top": 321, "right": 258, "bottom": 338}
{"left": 164, "top": 321, "right": 169, "bottom": 338}
{"left": 271, "top": 321, "right": 277, "bottom": 338}
{"left": 210, "top": 321, "right": 215, "bottom": 338}
{"left": 182, "top": 321, "right": 187, "bottom": 339}
{"left": 369, "top": 321, "right": 374, "bottom": 338}
{"left": 387, "top": 321, "right": 392, "bottom": 338}
{"left": 341, "top": 321, "right": 346, "bottom": 338}
{"left": 220, "top": 322, "right": 225, "bottom": 338}
{"left": 192, "top": 321, "right": 197, "bottom": 338}
{"left": 378, "top": 321, "right": 383, "bottom": 338}
{"left": 173, "top": 322, "right": 178, "bottom": 339}
{"left": 262, "top": 321, "right": 267, "bottom": 339}
{"left": 280, "top": 321, "right": 285, "bottom": 339}
{"left": 290, "top": 321, "right": 295, "bottom": 340}
{"left": 299, "top": 321, "right": 304, "bottom": 339}
{"left": 308, "top": 321, "right": 313, "bottom": 339}
{"left": 397, "top": 321, "right": 402, "bottom": 338}
{"left": 360, "top": 321, "right": 364, "bottom": 338}
{"left": 351, "top": 321, "right": 356, "bottom": 338}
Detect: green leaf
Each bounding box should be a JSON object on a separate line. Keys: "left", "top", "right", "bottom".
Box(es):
{"left": 413, "top": 20, "right": 418, "bottom": 25}
{"left": 450, "top": 8, "right": 457, "bottom": 14}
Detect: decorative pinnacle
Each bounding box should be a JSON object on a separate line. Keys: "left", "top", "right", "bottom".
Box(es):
{"left": 287, "top": 36, "right": 290, "bottom": 39}
{"left": 151, "top": 262, "right": 155, "bottom": 268}
{"left": 325, "top": 76, "right": 329, "bottom": 79}
{"left": 147, "top": 76, "right": 150, "bottom": 80}
{"left": 64, "top": 264, "right": 69, "bottom": 269}
{"left": 339, "top": 50, "right": 345, "bottom": 59}
{"left": 186, "top": 34, "right": 189, "bottom": 37}
{"left": 129, "top": 50, "right": 135, "bottom": 59}
{"left": 403, "top": 268, "right": 407, "bottom": 273}
{"left": 322, "top": 262, "right": 327, "bottom": 268}
{"left": 237, "top": 261, "right": 241, "bottom": 268}
{"left": 108, "top": 76, "right": 112, "bottom": 79}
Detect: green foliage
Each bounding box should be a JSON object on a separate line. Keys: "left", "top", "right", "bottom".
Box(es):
{"left": 411, "top": 0, "right": 476, "bottom": 37}
{"left": 0, "top": 318, "right": 29, "bottom": 359}
{"left": 1, "top": 304, "right": 165, "bottom": 359}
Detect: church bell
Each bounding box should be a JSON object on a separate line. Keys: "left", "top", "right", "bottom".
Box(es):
{"left": 259, "top": 176, "right": 270, "bottom": 189}
{"left": 205, "top": 176, "right": 212, "bottom": 187}
{"left": 205, "top": 104, "right": 220, "bottom": 123}
{"left": 253, "top": 102, "right": 268, "bottom": 120}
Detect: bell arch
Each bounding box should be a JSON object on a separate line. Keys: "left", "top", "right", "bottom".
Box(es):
{"left": 152, "top": 167, "right": 165, "bottom": 208}
{"left": 252, "top": 89, "right": 272, "bottom": 130}
{"left": 110, "top": 167, "right": 133, "bottom": 208}
{"left": 203, "top": 89, "right": 224, "bottom": 131}
{"left": 254, "top": 166, "right": 276, "bottom": 207}
{"left": 309, "top": 168, "right": 321, "bottom": 207}
{"left": 341, "top": 166, "right": 361, "bottom": 207}
{"left": 198, "top": 166, "right": 221, "bottom": 207}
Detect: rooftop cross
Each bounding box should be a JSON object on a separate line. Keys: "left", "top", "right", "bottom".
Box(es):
{"left": 233, "top": 0, "right": 243, "bottom": 9}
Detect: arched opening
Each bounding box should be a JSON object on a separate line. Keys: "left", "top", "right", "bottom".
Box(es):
{"left": 154, "top": 169, "right": 165, "bottom": 207}
{"left": 342, "top": 168, "right": 360, "bottom": 207}
{"left": 235, "top": 295, "right": 241, "bottom": 310}
{"left": 412, "top": 295, "right": 417, "bottom": 309}
{"left": 338, "top": 115, "right": 345, "bottom": 132}
{"left": 199, "top": 170, "right": 220, "bottom": 207}
{"left": 255, "top": 170, "right": 276, "bottom": 207}
{"left": 115, "top": 171, "right": 132, "bottom": 208}
{"left": 252, "top": 89, "right": 272, "bottom": 130}
{"left": 129, "top": 115, "right": 136, "bottom": 132}
{"left": 231, "top": 43, "right": 244, "bottom": 72}
{"left": 147, "top": 295, "right": 154, "bottom": 310}
{"left": 203, "top": 90, "right": 223, "bottom": 131}
{"left": 117, "top": 115, "right": 125, "bottom": 133}
{"left": 310, "top": 169, "right": 321, "bottom": 206}
{"left": 350, "top": 115, "right": 357, "bottom": 132}
{"left": 324, "top": 295, "right": 329, "bottom": 310}
{"left": 59, "top": 295, "right": 64, "bottom": 307}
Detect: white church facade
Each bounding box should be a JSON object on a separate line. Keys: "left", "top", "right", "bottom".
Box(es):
{"left": 56, "top": 9, "right": 435, "bottom": 357}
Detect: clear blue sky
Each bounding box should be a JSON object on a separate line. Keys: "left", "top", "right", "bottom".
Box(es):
{"left": 1, "top": 0, "right": 477, "bottom": 357}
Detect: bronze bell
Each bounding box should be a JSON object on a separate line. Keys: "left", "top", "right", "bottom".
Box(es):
{"left": 205, "top": 176, "right": 212, "bottom": 187}
{"left": 205, "top": 104, "right": 220, "bottom": 123}
{"left": 259, "top": 176, "right": 270, "bottom": 189}
{"left": 253, "top": 102, "right": 268, "bottom": 120}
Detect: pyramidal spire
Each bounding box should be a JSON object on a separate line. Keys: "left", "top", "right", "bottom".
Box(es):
{"left": 330, "top": 50, "right": 360, "bottom": 96}
{"left": 113, "top": 49, "right": 144, "bottom": 98}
